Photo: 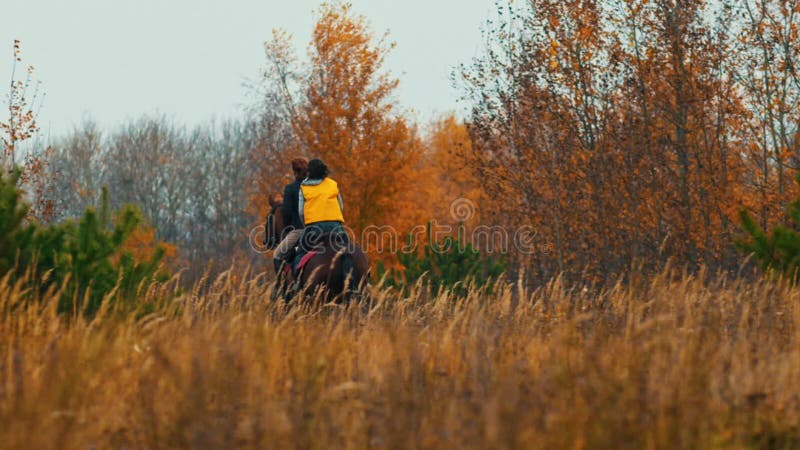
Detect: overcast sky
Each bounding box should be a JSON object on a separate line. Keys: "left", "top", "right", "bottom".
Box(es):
{"left": 2, "top": 0, "right": 495, "bottom": 138}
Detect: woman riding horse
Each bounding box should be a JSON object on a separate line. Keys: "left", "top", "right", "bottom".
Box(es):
{"left": 298, "top": 159, "right": 347, "bottom": 246}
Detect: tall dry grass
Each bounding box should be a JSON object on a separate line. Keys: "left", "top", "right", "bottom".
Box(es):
{"left": 1, "top": 268, "right": 799, "bottom": 449}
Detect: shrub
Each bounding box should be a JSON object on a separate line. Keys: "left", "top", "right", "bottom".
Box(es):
{"left": 0, "top": 167, "right": 171, "bottom": 316}
{"left": 738, "top": 177, "right": 800, "bottom": 281}
{"left": 378, "top": 222, "right": 506, "bottom": 295}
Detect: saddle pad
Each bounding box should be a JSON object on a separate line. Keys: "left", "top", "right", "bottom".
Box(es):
{"left": 295, "top": 251, "right": 317, "bottom": 271}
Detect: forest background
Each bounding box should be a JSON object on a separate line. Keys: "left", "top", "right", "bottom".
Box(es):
{"left": 5, "top": 0, "right": 800, "bottom": 286}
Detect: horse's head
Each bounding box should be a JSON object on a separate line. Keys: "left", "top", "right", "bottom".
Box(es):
{"left": 264, "top": 194, "right": 285, "bottom": 250}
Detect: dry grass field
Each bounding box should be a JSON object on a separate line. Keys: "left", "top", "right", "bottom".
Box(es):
{"left": 2, "top": 268, "right": 800, "bottom": 449}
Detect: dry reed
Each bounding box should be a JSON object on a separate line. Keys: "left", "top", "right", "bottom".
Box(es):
{"left": 1, "top": 268, "right": 799, "bottom": 449}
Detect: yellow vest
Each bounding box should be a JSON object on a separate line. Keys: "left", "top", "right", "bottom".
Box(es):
{"left": 301, "top": 178, "right": 345, "bottom": 224}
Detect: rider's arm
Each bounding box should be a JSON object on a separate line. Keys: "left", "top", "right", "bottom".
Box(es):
{"left": 281, "top": 185, "right": 294, "bottom": 226}
{"left": 298, "top": 190, "right": 305, "bottom": 225}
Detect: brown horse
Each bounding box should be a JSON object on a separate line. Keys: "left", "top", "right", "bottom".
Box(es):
{"left": 264, "top": 196, "right": 370, "bottom": 302}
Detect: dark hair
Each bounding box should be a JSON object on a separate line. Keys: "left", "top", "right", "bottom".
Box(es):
{"left": 307, "top": 159, "right": 329, "bottom": 179}
{"left": 291, "top": 157, "right": 309, "bottom": 180}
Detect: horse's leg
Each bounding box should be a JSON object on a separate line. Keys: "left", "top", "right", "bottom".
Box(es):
{"left": 339, "top": 246, "right": 370, "bottom": 304}
{"left": 300, "top": 262, "right": 329, "bottom": 304}
{"left": 281, "top": 269, "right": 298, "bottom": 302}
{"left": 330, "top": 248, "right": 369, "bottom": 304}
{"left": 271, "top": 264, "right": 286, "bottom": 302}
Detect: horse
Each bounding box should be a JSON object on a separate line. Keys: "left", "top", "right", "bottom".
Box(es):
{"left": 263, "top": 195, "right": 370, "bottom": 302}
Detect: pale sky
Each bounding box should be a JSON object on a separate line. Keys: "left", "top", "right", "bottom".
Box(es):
{"left": 2, "top": 0, "right": 495, "bottom": 138}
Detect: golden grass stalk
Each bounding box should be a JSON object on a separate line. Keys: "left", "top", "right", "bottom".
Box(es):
{"left": 1, "top": 268, "right": 799, "bottom": 449}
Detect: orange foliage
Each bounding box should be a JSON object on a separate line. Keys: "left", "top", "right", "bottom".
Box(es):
{"left": 259, "top": 3, "right": 422, "bottom": 237}
{"left": 1, "top": 40, "right": 53, "bottom": 222}
{"left": 120, "top": 221, "right": 179, "bottom": 265}
{"left": 460, "top": 0, "right": 800, "bottom": 281}
{"left": 247, "top": 1, "right": 800, "bottom": 282}
{"left": 1, "top": 40, "right": 39, "bottom": 168}
{"left": 416, "top": 114, "right": 484, "bottom": 226}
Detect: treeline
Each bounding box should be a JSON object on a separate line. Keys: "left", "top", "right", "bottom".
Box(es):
{"left": 253, "top": 0, "right": 800, "bottom": 283}
{"left": 7, "top": 0, "right": 800, "bottom": 285}
{"left": 41, "top": 116, "right": 288, "bottom": 277}
{"left": 459, "top": 0, "right": 800, "bottom": 282}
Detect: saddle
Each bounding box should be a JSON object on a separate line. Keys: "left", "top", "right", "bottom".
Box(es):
{"left": 283, "top": 230, "right": 349, "bottom": 278}
{"left": 284, "top": 250, "right": 317, "bottom": 277}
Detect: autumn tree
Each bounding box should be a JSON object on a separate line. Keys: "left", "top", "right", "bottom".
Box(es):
{"left": 418, "top": 114, "right": 484, "bottom": 225}
{"left": 1, "top": 40, "right": 39, "bottom": 171}
{"left": 461, "top": 0, "right": 625, "bottom": 279}
{"left": 1, "top": 40, "right": 53, "bottom": 221}
{"left": 619, "top": 0, "right": 748, "bottom": 267}
{"left": 461, "top": 0, "right": 756, "bottom": 282}
{"left": 734, "top": 0, "right": 800, "bottom": 230}
{"left": 260, "top": 2, "right": 421, "bottom": 234}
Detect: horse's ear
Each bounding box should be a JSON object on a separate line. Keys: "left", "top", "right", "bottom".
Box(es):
{"left": 268, "top": 194, "right": 283, "bottom": 207}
